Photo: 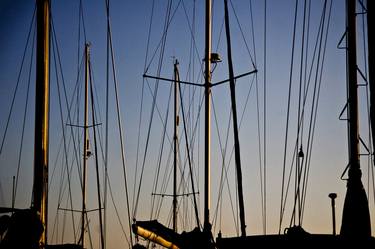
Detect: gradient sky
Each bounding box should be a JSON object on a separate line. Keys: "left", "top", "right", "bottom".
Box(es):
{"left": 0, "top": 1, "right": 374, "bottom": 249}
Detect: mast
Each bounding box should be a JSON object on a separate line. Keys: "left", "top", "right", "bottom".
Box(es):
{"left": 173, "top": 60, "right": 179, "bottom": 232}
{"left": 81, "top": 43, "right": 90, "bottom": 247}
{"left": 204, "top": 0, "right": 212, "bottom": 233}
{"left": 33, "top": 0, "right": 49, "bottom": 245}
{"left": 203, "top": 0, "right": 212, "bottom": 231}
{"left": 139, "top": 0, "right": 228, "bottom": 231}
{"left": 368, "top": 0, "right": 375, "bottom": 158}
{"left": 223, "top": 0, "right": 246, "bottom": 237}
{"left": 340, "top": 0, "right": 371, "bottom": 237}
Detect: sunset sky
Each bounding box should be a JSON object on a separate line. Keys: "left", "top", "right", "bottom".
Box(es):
{"left": 0, "top": 1, "right": 374, "bottom": 249}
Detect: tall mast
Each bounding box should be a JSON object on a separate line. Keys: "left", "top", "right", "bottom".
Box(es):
{"left": 223, "top": 0, "right": 246, "bottom": 237}
{"left": 173, "top": 60, "right": 179, "bottom": 232}
{"left": 81, "top": 43, "right": 90, "bottom": 247}
{"left": 33, "top": 0, "right": 50, "bottom": 245}
{"left": 204, "top": 0, "right": 212, "bottom": 232}
{"left": 368, "top": 0, "right": 375, "bottom": 157}
{"left": 340, "top": 0, "right": 371, "bottom": 237}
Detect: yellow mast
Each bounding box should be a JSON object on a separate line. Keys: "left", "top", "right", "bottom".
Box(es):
{"left": 32, "top": 0, "right": 49, "bottom": 246}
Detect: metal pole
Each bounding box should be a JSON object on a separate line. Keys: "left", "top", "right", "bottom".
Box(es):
{"left": 223, "top": 0, "right": 246, "bottom": 237}
{"left": 173, "top": 60, "right": 179, "bottom": 232}
{"left": 81, "top": 43, "right": 90, "bottom": 248}
{"left": 367, "top": 0, "right": 375, "bottom": 162}
{"left": 340, "top": 0, "right": 371, "bottom": 237}
{"left": 204, "top": 0, "right": 212, "bottom": 232}
{"left": 33, "top": 0, "right": 49, "bottom": 245}
{"left": 11, "top": 176, "right": 15, "bottom": 214}
{"left": 328, "top": 193, "right": 337, "bottom": 235}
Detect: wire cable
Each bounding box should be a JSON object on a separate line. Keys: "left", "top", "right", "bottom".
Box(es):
{"left": 0, "top": 5, "right": 36, "bottom": 156}
{"left": 279, "top": 0, "right": 299, "bottom": 234}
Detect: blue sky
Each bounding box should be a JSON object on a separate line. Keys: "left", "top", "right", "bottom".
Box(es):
{"left": 0, "top": 1, "right": 374, "bottom": 248}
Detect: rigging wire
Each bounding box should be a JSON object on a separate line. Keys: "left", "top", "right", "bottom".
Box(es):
{"left": 50, "top": 12, "right": 101, "bottom": 243}
{"left": 277, "top": 0, "right": 332, "bottom": 229}
{"left": 132, "top": 0, "right": 155, "bottom": 233}
{"left": 183, "top": 1, "right": 203, "bottom": 226}
{"left": 293, "top": 0, "right": 309, "bottom": 226}
{"left": 13, "top": 20, "right": 35, "bottom": 209}
{"left": 49, "top": 135, "right": 63, "bottom": 243}
{"left": 133, "top": 0, "right": 173, "bottom": 219}
{"left": 296, "top": 0, "right": 310, "bottom": 225}
{"left": 0, "top": 5, "right": 36, "bottom": 156}
{"left": 207, "top": 0, "right": 262, "bottom": 235}
{"left": 357, "top": 0, "right": 375, "bottom": 219}
{"left": 50, "top": 19, "right": 79, "bottom": 242}
{"left": 150, "top": 78, "right": 200, "bottom": 225}
{"left": 104, "top": 0, "right": 111, "bottom": 247}
{"left": 211, "top": 96, "right": 239, "bottom": 234}
{"left": 146, "top": 70, "right": 204, "bottom": 229}
{"left": 279, "top": 0, "right": 299, "bottom": 233}
{"left": 248, "top": 0, "right": 266, "bottom": 234}
{"left": 107, "top": 172, "right": 131, "bottom": 246}
{"left": 150, "top": 83, "right": 173, "bottom": 220}
{"left": 262, "top": 0, "right": 267, "bottom": 234}
{"left": 229, "top": 0, "right": 256, "bottom": 68}
{"left": 133, "top": 0, "right": 207, "bottom": 230}
{"left": 302, "top": 0, "right": 312, "bottom": 141}
{"left": 74, "top": 1, "right": 89, "bottom": 185}
{"left": 178, "top": 69, "right": 201, "bottom": 228}
{"left": 181, "top": 0, "right": 204, "bottom": 78}
{"left": 212, "top": 75, "right": 257, "bottom": 234}
{"left": 104, "top": 0, "right": 133, "bottom": 245}
{"left": 301, "top": 0, "right": 333, "bottom": 221}
{"left": 51, "top": 14, "right": 84, "bottom": 192}
{"left": 151, "top": 78, "right": 202, "bottom": 223}
{"left": 283, "top": 0, "right": 325, "bottom": 228}
{"left": 360, "top": 0, "right": 371, "bottom": 195}
{"left": 143, "top": 0, "right": 184, "bottom": 75}
{"left": 89, "top": 60, "right": 105, "bottom": 249}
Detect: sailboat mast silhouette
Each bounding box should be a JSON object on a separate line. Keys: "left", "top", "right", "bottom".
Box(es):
{"left": 132, "top": 0, "right": 375, "bottom": 248}
{"left": 32, "top": 0, "right": 50, "bottom": 246}
{"left": 340, "top": 0, "right": 371, "bottom": 238}
{"left": 2, "top": 0, "right": 375, "bottom": 248}
{"left": 203, "top": 0, "right": 212, "bottom": 236}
